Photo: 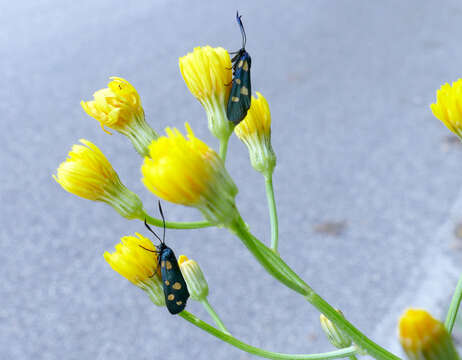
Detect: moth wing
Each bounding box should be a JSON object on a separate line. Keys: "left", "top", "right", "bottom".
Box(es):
{"left": 239, "top": 65, "right": 251, "bottom": 115}
{"left": 226, "top": 54, "right": 252, "bottom": 124}
{"left": 161, "top": 248, "right": 189, "bottom": 315}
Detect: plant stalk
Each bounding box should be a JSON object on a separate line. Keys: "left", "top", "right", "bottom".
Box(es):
{"left": 228, "top": 214, "right": 401, "bottom": 360}
{"left": 142, "top": 212, "right": 211, "bottom": 230}
{"left": 264, "top": 172, "right": 279, "bottom": 252}
{"left": 200, "top": 298, "right": 230, "bottom": 334}
{"left": 179, "top": 310, "right": 358, "bottom": 360}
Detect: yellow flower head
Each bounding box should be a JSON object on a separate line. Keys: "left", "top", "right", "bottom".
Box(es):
{"left": 234, "top": 92, "right": 276, "bottom": 174}
{"left": 53, "top": 139, "right": 143, "bottom": 219}
{"left": 178, "top": 255, "right": 209, "bottom": 301}
{"left": 141, "top": 123, "right": 238, "bottom": 225}
{"left": 104, "top": 233, "right": 165, "bottom": 306}
{"left": 81, "top": 77, "right": 157, "bottom": 156}
{"left": 431, "top": 79, "right": 462, "bottom": 138}
{"left": 81, "top": 77, "right": 143, "bottom": 133}
{"left": 180, "top": 46, "right": 232, "bottom": 103}
{"left": 399, "top": 309, "right": 458, "bottom": 360}
{"left": 179, "top": 46, "right": 234, "bottom": 141}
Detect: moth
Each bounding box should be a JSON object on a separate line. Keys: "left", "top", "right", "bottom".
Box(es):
{"left": 227, "top": 11, "right": 252, "bottom": 125}
{"left": 142, "top": 202, "right": 189, "bottom": 315}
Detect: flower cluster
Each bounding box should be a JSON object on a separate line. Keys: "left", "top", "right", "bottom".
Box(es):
{"left": 54, "top": 43, "right": 276, "bottom": 316}
{"left": 52, "top": 18, "right": 462, "bottom": 360}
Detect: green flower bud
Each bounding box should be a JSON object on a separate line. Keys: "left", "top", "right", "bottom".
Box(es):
{"left": 234, "top": 92, "right": 276, "bottom": 176}
{"left": 320, "top": 310, "right": 352, "bottom": 349}
{"left": 178, "top": 255, "right": 209, "bottom": 301}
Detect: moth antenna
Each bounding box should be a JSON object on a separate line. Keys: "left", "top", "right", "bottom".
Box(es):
{"left": 138, "top": 244, "right": 157, "bottom": 253}
{"left": 144, "top": 218, "right": 162, "bottom": 243}
{"left": 236, "top": 11, "right": 246, "bottom": 49}
{"left": 158, "top": 201, "right": 166, "bottom": 245}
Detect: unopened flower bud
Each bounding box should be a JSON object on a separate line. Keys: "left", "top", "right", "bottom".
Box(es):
{"left": 234, "top": 92, "right": 276, "bottom": 176}
{"left": 399, "top": 308, "right": 459, "bottom": 360}
{"left": 320, "top": 310, "right": 352, "bottom": 349}
{"left": 179, "top": 46, "right": 234, "bottom": 142}
{"left": 178, "top": 255, "right": 209, "bottom": 301}
{"left": 53, "top": 139, "right": 144, "bottom": 219}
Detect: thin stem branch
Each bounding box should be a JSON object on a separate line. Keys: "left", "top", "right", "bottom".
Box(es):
{"left": 228, "top": 215, "right": 401, "bottom": 360}
{"left": 445, "top": 275, "right": 462, "bottom": 333}
{"left": 142, "top": 212, "right": 211, "bottom": 230}
{"left": 219, "top": 136, "right": 230, "bottom": 162}
{"left": 179, "top": 310, "right": 358, "bottom": 360}
{"left": 200, "top": 298, "right": 230, "bottom": 334}
{"left": 264, "top": 172, "right": 279, "bottom": 252}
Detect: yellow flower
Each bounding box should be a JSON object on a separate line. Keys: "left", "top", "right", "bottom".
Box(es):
{"left": 234, "top": 92, "right": 276, "bottom": 175}
{"left": 104, "top": 233, "right": 165, "bottom": 306}
{"left": 53, "top": 139, "right": 143, "bottom": 219}
{"left": 399, "top": 308, "right": 458, "bottom": 360}
{"left": 431, "top": 79, "right": 462, "bottom": 138}
{"left": 141, "top": 123, "right": 238, "bottom": 225}
{"left": 81, "top": 77, "right": 158, "bottom": 156}
{"left": 179, "top": 46, "right": 234, "bottom": 142}
{"left": 178, "top": 255, "right": 209, "bottom": 301}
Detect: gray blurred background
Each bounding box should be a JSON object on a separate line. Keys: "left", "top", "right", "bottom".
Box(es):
{"left": 2, "top": 0, "right": 462, "bottom": 359}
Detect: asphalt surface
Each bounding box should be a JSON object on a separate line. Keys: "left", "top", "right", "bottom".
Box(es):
{"left": 3, "top": 1, "right": 462, "bottom": 359}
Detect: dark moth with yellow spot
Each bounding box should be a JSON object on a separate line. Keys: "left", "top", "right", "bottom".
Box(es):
{"left": 142, "top": 202, "right": 189, "bottom": 315}
{"left": 157, "top": 242, "right": 189, "bottom": 314}
{"left": 227, "top": 11, "right": 252, "bottom": 125}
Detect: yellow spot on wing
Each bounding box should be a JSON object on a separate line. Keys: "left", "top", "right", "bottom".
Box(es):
{"left": 235, "top": 78, "right": 241, "bottom": 84}
{"left": 243, "top": 61, "right": 249, "bottom": 71}
{"left": 161, "top": 261, "right": 165, "bottom": 267}
{"left": 232, "top": 96, "right": 240, "bottom": 102}
{"left": 172, "top": 282, "right": 182, "bottom": 290}
{"left": 176, "top": 301, "right": 183, "bottom": 305}
{"left": 168, "top": 294, "right": 175, "bottom": 301}
{"left": 165, "top": 280, "right": 170, "bottom": 286}
{"left": 238, "top": 60, "right": 243, "bottom": 68}
{"left": 240, "top": 86, "right": 248, "bottom": 96}
{"left": 166, "top": 261, "right": 172, "bottom": 270}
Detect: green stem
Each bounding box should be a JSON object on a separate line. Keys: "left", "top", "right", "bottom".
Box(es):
{"left": 445, "top": 275, "right": 462, "bottom": 333}
{"left": 200, "top": 298, "right": 230, "bottom": 334}
{"left": 264, "top": 172, "right": 279, "bottom": 252}
{"left": 228, "top": 215, "right": 400, "bottom": 360}
{"left": 142, "top": 212, "right": 211, "bottom": 230}
{"left": 229, "top": 215, "right": 311, "bottom": 295}
{"left": 348, "top": 356, "right": 358, "bottom": 360}
{"left": 179, "top": 310, "right": 358, "bottom": 360}
{"left": 219, "top": 136, "right": 230, "bottom": 162}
